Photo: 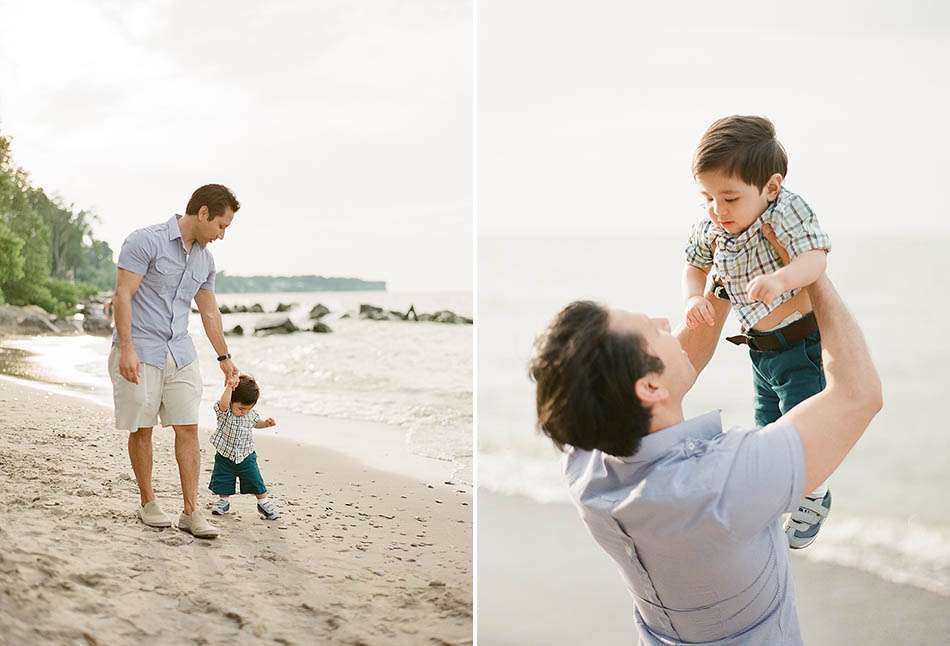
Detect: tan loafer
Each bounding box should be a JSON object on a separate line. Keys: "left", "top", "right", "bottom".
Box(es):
{"left": 137, "top": 500, "right": 172, "bottom": 528}
{"left": 178, "top": 511, "right": 220, "bottom": 539}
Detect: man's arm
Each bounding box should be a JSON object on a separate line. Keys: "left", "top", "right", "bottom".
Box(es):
{"left": 114, "top": 268, "right": 145, "bottom": 383}
{"left": 194, "top": 288, "right": 238, "bottom": 383}
{"left": 781, "top": 275, "right": 883, "bottom": 493}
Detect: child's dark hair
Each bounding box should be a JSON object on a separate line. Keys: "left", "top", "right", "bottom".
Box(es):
{"left": 231, "top": 374, "right": 260, "bottom": 406}
{"left": 692, "top": 115, "right": 788, "bottom": 191}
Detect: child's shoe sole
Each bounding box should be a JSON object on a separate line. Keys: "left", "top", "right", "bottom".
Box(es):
{"left": 257, "top": 504, "right": 279, "bottom": 521}
{"left": 785, "top": 490, "right": 832, "bottom": 549}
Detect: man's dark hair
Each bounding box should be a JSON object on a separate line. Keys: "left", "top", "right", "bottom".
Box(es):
{"left": 692, "top": 115, "right": 788, "bottom": 191}
{"left": 185, "top": 184, "right": 240, "bottom": 220}
{"left": 231, "top": 374, "right": 260, "bottom": 406}
{"left": 528, "top": 301, "right": 664, "bottom": 457}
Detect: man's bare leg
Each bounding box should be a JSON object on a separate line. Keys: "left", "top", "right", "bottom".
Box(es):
{"left": 128, "top": 427, "right": 156, "bottom": 506}
{"left": 173, "top": 424, "right": 200, "bottom": 514}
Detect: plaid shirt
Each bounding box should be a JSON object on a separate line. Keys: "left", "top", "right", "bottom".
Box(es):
{"left": 685, "top": 187, "right": 831, "bottom": 331}
{"left": 210, "top": 402, "right": 260, "bottom": 463}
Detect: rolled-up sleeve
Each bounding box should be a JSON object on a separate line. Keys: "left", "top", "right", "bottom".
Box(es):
{"left": 685, "top": 219, "right": 714, "bottom": 270}
{"left": 117, "top": 230, "right": 155, "bottom": 275}
{"left": 201, "top": 254, "right": 216, "bottom": 292}
{"left": 716, "top": 421, "right": 806, "bottom": 541}
{"left": 770, "top": 193, "right": 831, "bottom": 259}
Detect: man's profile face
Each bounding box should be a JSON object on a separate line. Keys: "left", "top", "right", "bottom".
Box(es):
{"left": 608, "top": 309, "right": 695, "bottom": 397}
{"left": 198, "top": 206, "right": 235, "bottom": 245}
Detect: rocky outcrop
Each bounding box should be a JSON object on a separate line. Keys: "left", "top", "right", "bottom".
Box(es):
{"left": 432, "top": 310, "right": 473, "bottom": 325}
{"left": 253, "top": 318, "right": 299, "bottom": 336}
{"left": 358, "top": 304, "right": 472, "bottom": 325}
{"left": 0, "top": 305, "right": 58, "bottom": 335}
{"left": 224, "top": 325, "right": 244, "bottom": 337}
{"left": 311, "top": 322, "right": 333, "bottom": 333}
{"left": 18, "top": 307, "right": 60, "bottom": 334}
{"left": 308, "top": 304, "right": 331, "bottom": 320}
{"left": 81, "top": 315, "right": 113, "bottom": 336}
{"left": 275, "top": 303, "right": 297, "bottom": 313}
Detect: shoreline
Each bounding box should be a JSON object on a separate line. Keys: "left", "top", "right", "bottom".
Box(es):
{"left": 478, "top": 491, "right": 950, "bottom": 646}
{"left": 0, "top": 334, "right": 468, "bottom": 486}
{"left": 0, "top": 379, "right": 472, "bottom": 644}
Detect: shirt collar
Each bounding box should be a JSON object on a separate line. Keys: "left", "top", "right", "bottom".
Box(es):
{"left": 717, "top": 186, "right": 790, "bottom": 251}
{"left": 617, "top": 410, "right": 723, "bottom": 464}
{"left": 167, "top": 214, "right": 183, "bottom": 241}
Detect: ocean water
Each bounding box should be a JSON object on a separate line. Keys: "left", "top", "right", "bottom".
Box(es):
{"left": 478, "top": 235, "right": 950, "bottom": 596}
{"left": 4, "top": 290, "right": 472, "bottom": 484}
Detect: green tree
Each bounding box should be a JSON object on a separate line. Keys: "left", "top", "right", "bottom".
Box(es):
{"left": 0, "top": 220, "right": 25, "bottom": 304}
{"left": 0, "top": 133, "right": 115, "bottom": 315}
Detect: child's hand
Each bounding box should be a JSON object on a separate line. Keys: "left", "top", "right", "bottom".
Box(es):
{"left": 746, "top": 273, "right": 786, "bottom": 304}
{"left": 260, "top": 417, "right": 276, "bottom": 428}
{"left": 685, "top": 295, "right": 715, "bottom": 329}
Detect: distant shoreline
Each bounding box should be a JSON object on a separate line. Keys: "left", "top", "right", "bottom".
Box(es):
{"left": 215, "top": 273, "right": 386, "bottom": 293}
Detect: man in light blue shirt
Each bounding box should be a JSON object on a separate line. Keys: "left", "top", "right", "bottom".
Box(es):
{"left": 110, "top": 184, "right": 241, "bottom": 539}
{"left": 529, "top": 275, "right": 882, "bottom": 644}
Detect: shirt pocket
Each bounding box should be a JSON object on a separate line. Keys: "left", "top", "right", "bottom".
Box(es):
{"left": 179, "top": 268, "right": 205, "bottom": 302}
{"left": 148, "top": 256, "right": 183, "bottom": 295}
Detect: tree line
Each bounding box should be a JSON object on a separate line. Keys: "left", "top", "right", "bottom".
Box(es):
{"left": 0, "top": 135, "right": 115, "bottom": 316}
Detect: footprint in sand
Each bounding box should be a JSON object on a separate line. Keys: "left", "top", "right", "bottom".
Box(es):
{"left": 158, "top": 532, "right": 192, "bottom": 547}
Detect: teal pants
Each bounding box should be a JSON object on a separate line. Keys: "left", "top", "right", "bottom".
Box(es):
{"left": 209, "top": 452, "right": 267, "bottom": 496}
{"left": 749, "top": 330, "right": 826, "bottom": 428}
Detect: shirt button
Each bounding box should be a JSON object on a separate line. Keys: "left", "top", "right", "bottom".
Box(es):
{"left": 686, "top": 441, "right": 696, "bottom": 450}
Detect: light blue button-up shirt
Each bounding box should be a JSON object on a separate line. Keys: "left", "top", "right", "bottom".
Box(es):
{"left": 565, "top": 411, "right": 806, "bottom": 645}
{"left": 113, "top": 214, "right": 216, "bottom": 370}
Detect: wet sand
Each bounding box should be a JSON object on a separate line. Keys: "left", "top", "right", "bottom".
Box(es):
{"left": 0, "top": 379, "right": 472, "bottom": 645}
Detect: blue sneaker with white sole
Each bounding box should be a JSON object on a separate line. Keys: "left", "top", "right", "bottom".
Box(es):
{"left": 257, "top": 498, "right": 279, "bottom": 521}
{"left": 211, "top": 498, "right": 231, "bottom": 516}
{"left": 784, "top": 489, "right": 832, "bottom": 549}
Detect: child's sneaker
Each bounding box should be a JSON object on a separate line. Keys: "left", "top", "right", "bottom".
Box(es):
{"left": 257, "top": 498, "right": 279, "bottom": 521}
{"left": 784, "top": 489, "right": 832, "bottom": 549}
{"left": 211, "top": 498, "right": 231, "bottom": 516}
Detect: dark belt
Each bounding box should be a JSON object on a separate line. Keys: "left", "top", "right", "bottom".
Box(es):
{"left": 727, "top": 312, "right": 819, "bottom": 352}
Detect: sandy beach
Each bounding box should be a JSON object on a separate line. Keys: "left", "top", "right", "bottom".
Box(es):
{"left": 478, "top": 492, "right": 950, "bottom": 646}
{"left": 0, "top": 379, "right": 472, "bottom": 645}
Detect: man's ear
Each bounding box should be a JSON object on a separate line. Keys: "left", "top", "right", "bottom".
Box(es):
{"left": 634, "top": 373, "right": 668, "bottom": 406}
{"left": 765, "top": 173, "right": 784, "bottom": 201}
{"left": 198, "top": 205, "right": 209, "bottom": 222}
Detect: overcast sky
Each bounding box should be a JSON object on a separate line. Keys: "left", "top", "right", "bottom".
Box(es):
{"left": 479, "top": 0, "right": 950, "bottom": 237}
{"left": 0, "top": 0, "right": 472, "bottom": 292}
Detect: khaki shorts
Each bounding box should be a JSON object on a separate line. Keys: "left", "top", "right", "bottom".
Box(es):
{"left": 108, "top": 348, "right": 203, "bottom": 431}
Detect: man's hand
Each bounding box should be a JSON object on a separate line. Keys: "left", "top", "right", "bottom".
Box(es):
{"left": 746, "top": 273, "right": 786, "bottom": 305}
{"left": 685, "top": 295, "right": 716, "bottom": 329}
{"left": 119, "top": 347, "right": 142, "bottom": 384}
{"left": 219, "top": 358, "right": 239, "bottom": 386}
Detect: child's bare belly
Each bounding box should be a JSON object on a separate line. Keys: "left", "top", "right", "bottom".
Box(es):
{"left": 751, "top": 289, "right": 813, "bottom": 332}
